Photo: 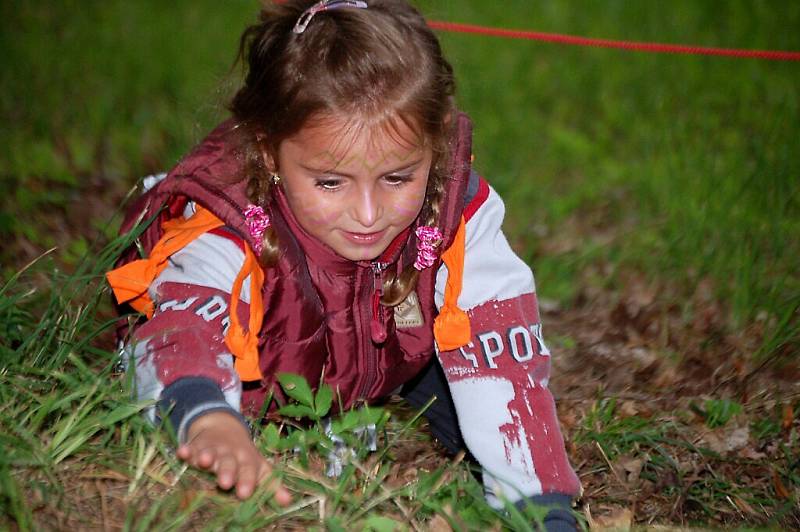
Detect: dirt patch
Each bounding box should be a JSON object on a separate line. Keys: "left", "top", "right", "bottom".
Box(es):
{"left": 544, "top": 273, "right": 800, "bottom": 528}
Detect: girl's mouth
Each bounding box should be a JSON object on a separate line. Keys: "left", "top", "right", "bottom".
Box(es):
{"left": 342, "top": 229, "right": 386, "bottom": 245}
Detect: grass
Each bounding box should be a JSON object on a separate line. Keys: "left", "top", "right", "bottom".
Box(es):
{"left": 1, "top": 0, "right": 799, "bottom": 529}
{"left": 1, "top": 233, "right": 533, "bottom": 530}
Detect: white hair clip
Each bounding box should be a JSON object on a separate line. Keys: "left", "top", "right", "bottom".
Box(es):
{"left": 293, "top": 0, "right": 368, "bottom": 34}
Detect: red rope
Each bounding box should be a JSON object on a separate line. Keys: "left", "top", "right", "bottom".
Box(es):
{"left": 427, "top": 20, "right": 800, "bottom": 62}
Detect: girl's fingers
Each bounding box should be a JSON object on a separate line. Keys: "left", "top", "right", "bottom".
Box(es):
{"left": 215, "top": 455, "right": 239, "bottom": 490}
{"left": 175, "top": 415, "right": 291, "bottom": 504}
{"left": 176, "top": 442, "right": 215, "bottom": 470}
{"left": 272, "top": 483, "right": 292, "bottom": 507}
{"left": 257, "top": 460, "right": 270, "bottom": 484}
{"left": 195, "top": 446, "right": 217, "bottom": 469}
{"left": 235, "top": 460, "right": 259, "bottom": 499}
{"left": 257, "top": 462, "right": 291, "bottom": 506}
{"left": 176, "top": 444, "right": 191, "bottom": 461}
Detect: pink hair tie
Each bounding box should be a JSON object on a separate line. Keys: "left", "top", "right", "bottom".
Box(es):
{"left": 293, "top": 0, "right": 369, "bottom": 34}
{"left": 244, "top": 204, "right": 271, "bottom": 255}
{"left": 414, "top": 226, "right": 444, "bottom": 270}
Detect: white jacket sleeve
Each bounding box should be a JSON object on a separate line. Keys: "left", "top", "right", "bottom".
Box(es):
{"left": 434, "top": 182, "right": 581, "bottom": 508}
{"left": 125, "top": 215, "right": 250, "bottom": 442}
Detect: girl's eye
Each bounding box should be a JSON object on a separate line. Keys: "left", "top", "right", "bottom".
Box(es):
{"left": 384, "top": 174, "right": 413, "bottom": 187}
{"left": 314, "top": 178, "right": 342, "bottom": 191}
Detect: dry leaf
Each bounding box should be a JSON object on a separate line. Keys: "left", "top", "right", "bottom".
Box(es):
{"left": 180, "top": 489, "right": 199, "bottom": 511}
{"left": 592, "top": 507, "right": 633, "bottom": 531}
{"left": 559, "top": 409, "right": 579, "bottom": 430}
{"left": 401, "top": 466, "right": 419, "bottom": 483}
{"left": 427, "top": 514, "right": 453, "bottom": 532}
{"left": 773, "top": 470, "right": 791, "bottom": 499}
{"left": 727, "top": 426, "right": 750, "bottom": 450}
{"left": 732, "top": 496, "right": 758, "bottom": 516}
{"left": 653, "top": 364, "right": 678, "bottom": 388}
{"left": 630, "top": 347, "right": 657, "bottom": 368}
{"left": 618, "top": 400, "right": 639, "bottom": 418}
{"left": 616, "top": 455, "right": 645, "bottom": 485}
{"left": 782, "top": 403, "right": 794, "bottom": 431}
{"left": 700, "top": 425, "right": 749, "bottom": 455}
{"left": 79, "top": 469, "right": 130, "bottom": 481}
{"left": 700, "top": 430, "right": 725, "bottom": 454}
{"left": 737, "top": 446, "right": 766, "bottom": 460}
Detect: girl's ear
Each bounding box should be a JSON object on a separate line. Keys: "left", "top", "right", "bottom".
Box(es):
{"left": 259, "top": 144, "right": 278, "bottom": 174}
{"left": 253, "top": 131, "right": 278, "bottom": 173}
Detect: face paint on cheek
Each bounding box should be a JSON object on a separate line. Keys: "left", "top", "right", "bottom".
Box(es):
{"left": 389, "top": 195, "right": 425, "bottom": 218}
{"left": 303, "top": 203, "right": 341, "bottom": 226}
{"left": 386, "top": 180, "right": 428, "bottom": 219}
{"left": 287, "top": 192, "right": 341, "bottom": 226}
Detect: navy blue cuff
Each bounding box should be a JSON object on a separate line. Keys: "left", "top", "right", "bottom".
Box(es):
{"left": 515, "top": 493, "right": 578, "bottom": 532}
{"left": 157, "top": 377, "right": 248, "bottom": 443}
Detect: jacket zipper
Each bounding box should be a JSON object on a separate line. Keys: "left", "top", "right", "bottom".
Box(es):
{"left": 357, "top": 229, "right": 408, "bottom": 400}
{"left": 359, "top": 260, "right": 387, "bottom": 399}
{"left": 370, "top": 261, "right": 388, "bottom": 343}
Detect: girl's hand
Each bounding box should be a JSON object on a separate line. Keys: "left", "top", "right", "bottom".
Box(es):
{"left": 176, "top": 411, "right": 292, "bottom": 504}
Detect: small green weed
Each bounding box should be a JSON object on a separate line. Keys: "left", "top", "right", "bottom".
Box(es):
{"left": 276, "top": 373, "right": 334, "bottom": 421}
{"left": 577, "top": 398, "right": 673, "bottom": 460}
{"left": 703, "top": 398, "right": 743, "bottom": 429}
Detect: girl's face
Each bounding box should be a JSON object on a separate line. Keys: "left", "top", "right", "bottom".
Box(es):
{"left": 274, "top": 114, "right": 432, "bottom": 262}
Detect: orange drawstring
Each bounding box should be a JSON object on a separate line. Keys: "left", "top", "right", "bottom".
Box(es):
{"left": 107, "top": 205, "right": 265, "bottom": 381}
{"left": 106, "top": 207, "right": 224, "bottom": 317}
{"left": 224, "top": 243, "right": 265, "bottom": 381}
{"left": 433, "top": 216, "right": 471, "bottom": 351}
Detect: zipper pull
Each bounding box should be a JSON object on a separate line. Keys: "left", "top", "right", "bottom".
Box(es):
{"left": 372, "top": 262, "right": 385, "bottom": 293}
{"left": 370, "top": 262, "right": 387, "bottom": 344}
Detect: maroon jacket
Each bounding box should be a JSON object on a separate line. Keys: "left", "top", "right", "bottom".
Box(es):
{"left": 115, "top": 113, "right": 582, "bottom": 510}
{"left": 116, "top": 113, "right": 473, "bottom": 414}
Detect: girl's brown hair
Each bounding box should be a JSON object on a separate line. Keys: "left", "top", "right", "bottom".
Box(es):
{"left": 229, "top": 0, "right": 456, "bottom": 305}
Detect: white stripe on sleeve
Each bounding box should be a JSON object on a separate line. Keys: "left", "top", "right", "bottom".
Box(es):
{"left": 149, "top": 232, "right": 251, "bottom": 304}
{"left": 434, "top": 185, "right": 536, "bottom": 311}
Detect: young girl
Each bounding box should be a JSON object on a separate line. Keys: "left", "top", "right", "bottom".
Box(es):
{"left": 107, "top": 0, "right": 580, "bottom": 528}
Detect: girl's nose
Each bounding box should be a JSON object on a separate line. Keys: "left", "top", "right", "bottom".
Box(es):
{"left": 352, "top": 187, "right": 382, "bottom": 228}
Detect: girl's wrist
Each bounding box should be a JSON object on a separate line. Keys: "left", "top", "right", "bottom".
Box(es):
{"left": 514, "top": 493, "right": 578, "bottom": 532}
{"left": 158, "top": 376, "right": 247, "bottom": 444}
{"left": 185, "top": 408, "right": 251, "bottom": 442}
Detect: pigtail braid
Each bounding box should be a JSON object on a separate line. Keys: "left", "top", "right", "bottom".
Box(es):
{"left": 381, "top": 157, "right": 447, "bottom": 307}
{"left": 241, "top": 134, "right": 281, "bottom": 268}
